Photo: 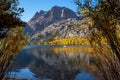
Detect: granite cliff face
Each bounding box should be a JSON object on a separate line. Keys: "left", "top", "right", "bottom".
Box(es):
{"left": 31, "top": 17, "right": 90, "bottom": 42}
{"left": 25, "top": 6, "right": 78, "bottom": 35}
{"left": 25, "top": 6, "right": 90, "bottom": 42}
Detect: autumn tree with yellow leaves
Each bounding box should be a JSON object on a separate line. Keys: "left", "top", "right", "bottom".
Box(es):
{"left": 74, "top": 0, "right": 120, "bottom": 80}
{"left": 43, "top": 37, "right": 90, "bottom": 45}
{"left": 0, "top": 0, "right": 28, "bottom": 79}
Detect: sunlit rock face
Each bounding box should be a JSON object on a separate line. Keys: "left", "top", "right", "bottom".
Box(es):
{"left": 30, "top": 17, "right": 91, "bottom": 42}
{"left": 28, "top": 6, "right": 78, "bottom": 28}
{"left": 25, "top": 6, "right": 79, "bottom": 36}
{"left": 24, "top": 6, "right": 91, "bottom": 42}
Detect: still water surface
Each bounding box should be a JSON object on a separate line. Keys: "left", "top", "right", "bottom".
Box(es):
{"left": 7, "top": 45, "right": 100, "bottom": 80}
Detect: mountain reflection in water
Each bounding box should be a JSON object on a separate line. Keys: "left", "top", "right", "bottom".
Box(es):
{"left": 7, "top": 46, "right": 99, "bottom": 80}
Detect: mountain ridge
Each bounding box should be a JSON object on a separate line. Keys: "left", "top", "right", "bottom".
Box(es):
{"left": 27, "top": 6, "right": 79, "bottom": 31}
{"left": 31, "top": 17, "right": 90, "bottom": 42}
{"left": 24, "top": 6, "right": 90, "bottom": 44}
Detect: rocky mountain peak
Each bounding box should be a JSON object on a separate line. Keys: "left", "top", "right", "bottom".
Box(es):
{"left": 51, "top": 6, "right": 63, "bottom": 10}
{"left": 28, "top": 10, "right": 46, "bottom": 24}
{"left": 49, "top": 6, "right": 78, "bottom": 19}
{"left": 28, "top": 6, "right": 78, "bottom": 28}
{"left": 25, "top": 6, "right": 80, "bottom": 37}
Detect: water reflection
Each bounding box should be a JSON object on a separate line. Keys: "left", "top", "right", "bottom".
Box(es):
{"left": 7, "top": 46, "right": 99, "bottom": 80}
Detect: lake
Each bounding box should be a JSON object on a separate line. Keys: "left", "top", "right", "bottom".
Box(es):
{"left": 6, "top": 45, "right": 100, "bottom": 80}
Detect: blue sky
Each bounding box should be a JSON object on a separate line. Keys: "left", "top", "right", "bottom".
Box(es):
{"left": 19, "top": 0, "right": 77, "bottom": 22}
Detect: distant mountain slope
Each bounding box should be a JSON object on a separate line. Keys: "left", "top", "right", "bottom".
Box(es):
{"left": 31, "top": 17, "right": 91, "bottom": 42}
{"left": 24, "top": 6, "right": 91, "bottom": 44}
{"left": 25, "top": 6, "right": 79, "bottom": 35}
{"left": 28, "top": 6, "right": 78, "bottom": 27}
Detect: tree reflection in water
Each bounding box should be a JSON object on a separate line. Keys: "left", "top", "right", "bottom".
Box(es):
{"left": 7, "top": 46, "right": 100, "bottom": 80}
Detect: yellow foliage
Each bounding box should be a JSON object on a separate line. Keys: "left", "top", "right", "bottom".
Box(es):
{"left": 54, "top": 36, "right": 59, "bottom": 40}
{"left": 81, "top": 8, "right": 89, "bottom": 14}
{"left": 43, "top": 37, "right": 90, "bottom": 45}
{"left": 0, "top": 27, "right": 29, "bottom": 76}
{"left": 53, "top": 47, "right": 93, "bottom": 55}
{"left": 87, "top": 19, "right": 94, "bottom": 26}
